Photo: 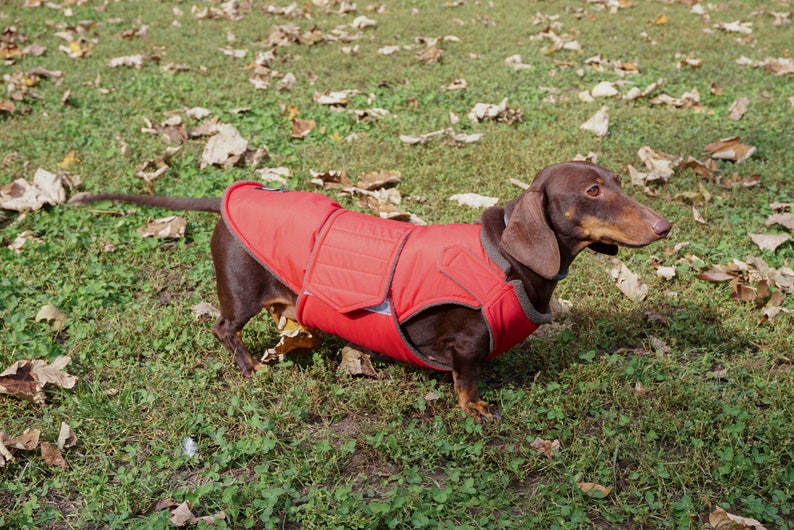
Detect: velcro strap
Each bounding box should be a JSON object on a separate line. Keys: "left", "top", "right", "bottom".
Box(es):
{"left": 438, "top": 245, "right": 505, "bottom": 305}
{"left": 303, "top": 211, "right": 413, "bottom": 313}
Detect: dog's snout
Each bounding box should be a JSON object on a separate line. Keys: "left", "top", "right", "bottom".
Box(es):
{"left": 653, "top": 217, "right": 672, "bottom": 238}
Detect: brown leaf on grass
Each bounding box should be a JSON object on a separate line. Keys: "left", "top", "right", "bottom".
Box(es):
{"left": 57, "top": 422, "right": 77, "bottom": 450}
{"left": 679, "top": 156, "right": 717, "bottom": 179}
{"left": 468, "top": 98, "right": 523, "bottom": 124}
{"left": 357, "top": 170, "right": 401, "bottom": 190}
{"left": 650, "top": 88, "right": 701, "bottom": 110}
{"left": 135, "top": 145, "right": 182, "bottom": 186}
{"left": 0, "top": 428, "right": 41, "bottom": 467}
{"left": 703, "top": 137, "right": 756, "bottom": 163}
{"left": 142, "top": 116, "right": 188, "bottom": 144}
{"left": 4, "top": 428, "right": 41, "bottom": 450}
{"left": 529, "top": 437, "right": 561, "bottom": 459}
{"left": 0, "top": 169, "right": 68, "bottom": 212}
{"left": 290, "top": 118, "right": 315, "bottom": 138}
{"left": 35, "top": 304, "right": 67, "bottom": 331}
{"left": 137, "top": 216, "right": 186, "bottom": 239}
{"left": 202, "top": 123, "right": 248, "bottom": 164}
{"left": 0, "top": 440, "right": 13, "bottom": 466}
{"left": 636, "top": 146, "right": 681, "bottom": 182}
{"left": 748, "top": 233, "right": 791, "bottom": 252}
{"left": 736, "top": 56, "right": 794, "bottom": 76}
{"left": 576, "top": 482, "right": 612, "bottom": 498}
{"left": 696, "top": 271, "right": 738, "bottom": 282}
{"left": 765, "top": 212, "right": 794, "bottom": 231}
{"left": 338, "top": 346, "right": 378, "bottom": 377}
{"left": 449, "top": 193, "right": 499, "bottom": 209}
{"left": 728, "top": 97, "right": 749, "bottom": 120}
{"left": 353, "top": 107, "right": 390, "bottom": 122}
{"left": 0, "top": 357, "right": 77, "bottom": 404}
{"left": 7, "top": 231, "right": 44, "bottom": 253}
{"left": 504, "top": 54, "right": 532, "bottom": 70}
{"left": 579, "top": 105, "right": 609, "bottom": 137}
{"left": 415, "top": 46, "right": 444, "bottom": 64}
{"left": 714, "top": 20, "right": 753, "bottom": 34}
{"left": 709, "top": 505, "right": 768, "bottom": 530}
{"left": 309, "top": 169, "right": 351, "bottom": 189}
{"left": 622, "top": 78, "right": 664, "bottom": 101}
{"left": 313, "top": 91, "right": 353, "bottom": 106}
{"left": 164, "top": 500, "right": 227, "bottom": 527}
{"left": 609, "top": 259, "right": 648, "bottom": 302}
{"left": 41, "top": 441, "right": 67, "bottom": 469}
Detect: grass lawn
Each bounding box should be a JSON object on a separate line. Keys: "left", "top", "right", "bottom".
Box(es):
{"left": 1, "top": 0, "right": 792, "bottom": 528}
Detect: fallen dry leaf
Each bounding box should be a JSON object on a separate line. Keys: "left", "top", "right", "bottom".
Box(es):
{"left": 650, "top": 88, "right": 701, "bottom": 110}
{"left": 0, "top": 169, "right": 68, "bottom": 212}
{"left": 35, "top": 304, "right": 67, "bottom": 331}
{"left": 192, "top": 302, "right": 221, "bottom": 320}
{"left": 580, "top": 105, "right": 609, "bottom": 137}
{"left": 728, "top": 97, "right": 749, "bottom": 120}
{"left": 591, "top": 81, "right": 618, "bottom": 98}
{"left": 609, "top": 259, "right": 648, "bottom": 302}
{"left": 765, "top": 212, "right": 794, "bottom": 231}
{"left": 0, "top": 356, "right": 77, "bottom": 404}
{"left": 57, "top": 422, "right": 77, "bottom": 450}
{"left": 338, "top": 345, "right": 378, "bottom": 377}
{"left": 0, "top": 440, "right": 12, "bottom": 466}
{"left": 200, "top": 123, "right": 249, "bottom": 168}
{"left": 309, "top": 169, "right": 351, "bottom": 188}
{"left": 702, "top": 136, "right": 756, "bottom": 163}
{"left": 137, "top": 216, "right": 187, "bottom": 239}
{"left": 714, "top": 20, "right": 753, "bottom": 34}
{"left": 529, "top": 437, "right": 561, "bottom": 459}
{"left": 7, "top": 231, "right": 44, "bottom": 253}
{"left": 467, "top": 98, "right": 522, "bottom": 124}
{"left": 357, "top": 170, "right": 401, "bottom": 190}
{"left": 142, "top": 115, "right": 188, "bottom": 144}
{"left": 167, "top": 500, "right": 226, "bottom": 527}
{"left": 748, "top": 233, "right": 791, "bottom": 252}
{"left": 41, "top": 441, "right": 67, "bottom": 469}
{"left": 679, "top": 156, "right": 717, "bottom": 179}
{"left": 696, "top": 271, "right": 737, "bottom": 282}
{"left": 576, "top": 482, "right": 612, "bottom": 498}
{"left": 4, "top": 428, "right": 41, "bottom": 450}
{"left": 290, "top": 118, "right": 315, "bottom": 138}
{"left": 504, "top": 54, "right": 532, "bottom": 70}
{"left": 709, "top": 505, "right": 767, "bottom": 530}
{"left": 636, "top": 146, "right": 681, "bottom": 183}
{"left": 255, "top": 166, "right": 292, "bottom": 186}
{"left": 449, "top": 193, "right": 499, "bottom": 209}
{"left": 622, "top": 78, "right": 664, "bottom": 101}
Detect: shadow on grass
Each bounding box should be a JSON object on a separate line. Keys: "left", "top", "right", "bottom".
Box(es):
{"left": 485, "top": 296, "right": 758, "bottom": 392}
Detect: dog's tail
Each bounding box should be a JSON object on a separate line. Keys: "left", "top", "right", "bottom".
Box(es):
{"left": 73, "top": 193, "right": 221, "bottom": 212}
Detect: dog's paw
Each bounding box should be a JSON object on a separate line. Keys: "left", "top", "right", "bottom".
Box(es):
{"left": 465, "top": 400, "right": 499, "bottom": 423}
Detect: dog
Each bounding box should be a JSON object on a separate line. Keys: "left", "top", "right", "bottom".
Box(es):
{"left": 76, "top": 161, "right": 670, "bottom": 420}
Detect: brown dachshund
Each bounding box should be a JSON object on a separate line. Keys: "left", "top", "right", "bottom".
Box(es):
{"left": 76, "top": 162, "right": 670, "bottom": 420}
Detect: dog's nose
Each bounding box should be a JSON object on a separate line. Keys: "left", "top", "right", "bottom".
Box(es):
{"left": 653, "top": 218, "right": 672, "bottom": 238}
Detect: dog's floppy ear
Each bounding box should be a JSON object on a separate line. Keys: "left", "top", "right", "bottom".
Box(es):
{"left": 589, "top": 242, "right": 619, "bottom": 255}
{"left": 500, "top": 190, "right": 561, "bottom": 280}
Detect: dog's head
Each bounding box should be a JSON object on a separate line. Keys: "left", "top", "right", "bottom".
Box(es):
{"left": 501, "top": 161, "right": 671, "bottom": 279}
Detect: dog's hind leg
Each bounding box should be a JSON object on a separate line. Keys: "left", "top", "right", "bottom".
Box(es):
{"left": 209, "top": 221, "right": 298, "bottom": 376}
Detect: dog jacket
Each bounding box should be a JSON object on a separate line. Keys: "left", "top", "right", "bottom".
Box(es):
{"left": 221, "top": 182, "right": 551, "bottom": 371}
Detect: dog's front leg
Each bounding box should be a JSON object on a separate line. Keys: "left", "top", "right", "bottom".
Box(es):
{"left": 452, "top": 364, "right": 496, "bottom": 422}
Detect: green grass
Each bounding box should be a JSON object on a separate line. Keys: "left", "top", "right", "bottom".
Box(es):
{"left": 1, "top": 0, "right": 793, "bottom": 528}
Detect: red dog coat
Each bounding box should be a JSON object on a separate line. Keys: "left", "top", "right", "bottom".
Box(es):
{"left": 221, "top": 182, "right": 551, "bottom": 371}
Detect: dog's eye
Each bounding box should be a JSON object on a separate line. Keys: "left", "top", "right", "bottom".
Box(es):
{"left": 586, "top": 185, "right": 600, "bottom": 197}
